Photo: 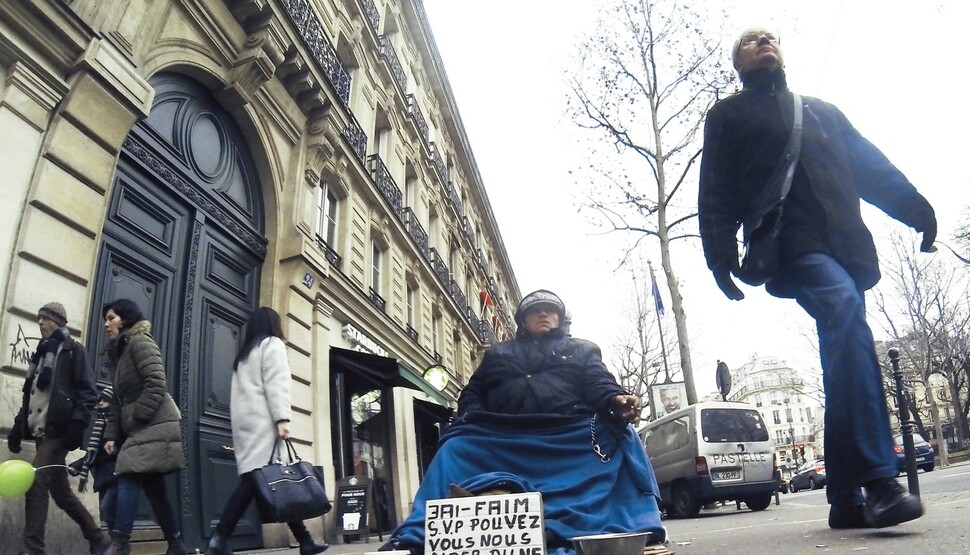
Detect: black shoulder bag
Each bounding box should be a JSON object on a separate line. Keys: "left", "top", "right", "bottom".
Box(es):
{"left": 252, "top": 438, "right": 332, "bottom": 523}
{"left": 736, "top": 93, "right": 803, "bottom": 286}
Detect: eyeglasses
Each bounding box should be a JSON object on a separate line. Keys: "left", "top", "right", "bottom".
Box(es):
{"left": 740, "top": 33, "right": 779, "bottom": 46}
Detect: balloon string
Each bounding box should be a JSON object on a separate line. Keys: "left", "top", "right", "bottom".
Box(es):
{"left": 34, "top": 464, "right": 71, "bottom": 471}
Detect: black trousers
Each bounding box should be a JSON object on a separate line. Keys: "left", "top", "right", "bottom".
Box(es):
{"left": 214, "top": 471, "right": 312, "bottom": 540}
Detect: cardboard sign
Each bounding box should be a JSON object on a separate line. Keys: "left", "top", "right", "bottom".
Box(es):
{"left": 425, "top": 492, "right": 545, "bottom": 555}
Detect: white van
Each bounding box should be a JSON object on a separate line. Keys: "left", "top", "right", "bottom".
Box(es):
{"left": 637, "top": 401, "right": 779, "bottom": 518}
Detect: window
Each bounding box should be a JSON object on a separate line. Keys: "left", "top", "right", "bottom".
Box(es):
{"left": 785, "top": 408, "right": 793, "bottom": 423}
{"left": 431, "top": 312, "right": 441, "bottom": 356}
{"left": 772, "top": 410, "right": 781, "bottom": 425}
{"left": 316, "top": 182, "right": 338, "bottom": 246}
{"left": 406, "top": 283, "right": 416, "bottom": 328}
{"left": 372, "top": 242, "right": 383, "bottom": 295}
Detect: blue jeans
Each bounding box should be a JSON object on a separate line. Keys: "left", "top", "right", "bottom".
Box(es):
{"left": 771, "top": 253, "right": 899, "bottom": 507}
{"left": 113, "top": 473, "right": 180, "bottom": 539}
{"left": 99, "top": 486, "right": 118, "bottom": 532}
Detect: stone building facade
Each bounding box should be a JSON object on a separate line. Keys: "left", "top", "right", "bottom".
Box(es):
{"left": 0, "top": 0, "right": 518, "bottom": 551}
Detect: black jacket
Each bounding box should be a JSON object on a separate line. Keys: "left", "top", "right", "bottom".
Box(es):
{"left": 11, "top": 334, "right": 98, "bottom": 442}
{"left": 698, "top": 69, "right": 935, "bottom": 292}
{"left": 457, "top": 328, "right": 625, "bottom": 417}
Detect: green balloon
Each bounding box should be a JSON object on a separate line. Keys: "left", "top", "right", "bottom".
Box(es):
{"left": 0, "top": 459, "right": 36, "bottom": 498}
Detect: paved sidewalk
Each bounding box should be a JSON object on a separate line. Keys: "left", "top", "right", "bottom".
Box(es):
{"left": 239, "top": 537, "right": 388, "bottom": 555}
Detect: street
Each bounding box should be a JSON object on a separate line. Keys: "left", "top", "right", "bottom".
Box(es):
{"left": 664, "top": 461, "right": 970, "bottom": 554}
{"left": 258, "top": 462, "right": 970, "bottom": 555}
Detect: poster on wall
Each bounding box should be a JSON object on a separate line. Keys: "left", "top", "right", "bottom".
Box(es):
{"left": 651, "top": 382, "right": 687, "bottom": 419}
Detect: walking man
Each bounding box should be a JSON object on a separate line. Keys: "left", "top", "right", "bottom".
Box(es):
{"left": 7, "top": 302, "right": 108, "bottom": 554}
{"left": 698, "top": 28, "right": 936, "bottom": 529}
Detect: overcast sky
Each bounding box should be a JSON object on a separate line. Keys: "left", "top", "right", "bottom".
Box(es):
{"left": 422, "top": 0, "right": 968, "bottom": 396}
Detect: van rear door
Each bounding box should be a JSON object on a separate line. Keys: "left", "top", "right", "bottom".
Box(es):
{"left": 699, "top": 408, "right": 774, "bottom": 484}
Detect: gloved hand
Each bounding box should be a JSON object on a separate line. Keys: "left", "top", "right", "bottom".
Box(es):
{"left": 919, "top": 218, "right": 937, "bottom": 253}
{"left": 713, "top": 268, "right": 745, "bottom": 301}
{"left": 8, "top": 431, "right": 22, "bottom": 454}
{"left": 62, "top": 422, "right": 85, "bottom": 451}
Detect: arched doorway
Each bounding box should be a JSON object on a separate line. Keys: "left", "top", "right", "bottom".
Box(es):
{"left": 89, "top": 72, "right": 268, "bottom": 549}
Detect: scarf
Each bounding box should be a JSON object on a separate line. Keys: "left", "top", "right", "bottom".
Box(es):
{"left": 28, "top": 327, "right": 67, "bottom": 391}
{"left": 77, "top": 387, "right": 115, "bottom": 492}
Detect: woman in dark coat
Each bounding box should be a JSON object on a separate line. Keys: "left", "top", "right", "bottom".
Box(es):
{"left": 101, "top": 299, "right": 186, "bottom": 555}
{"left": 206, "top": 307, "right": 329, "bottom": 555}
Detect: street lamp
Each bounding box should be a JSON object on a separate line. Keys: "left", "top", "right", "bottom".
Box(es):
{"left": 784, "top": 397, "right": 796, "bottom": 471}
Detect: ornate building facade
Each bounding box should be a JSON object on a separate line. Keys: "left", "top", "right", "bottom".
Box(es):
{"left": 0, "top": 0, "right": 518, "bottom": 551}
{"left": 726, "top": 354, "right": 824, "bottom": 472}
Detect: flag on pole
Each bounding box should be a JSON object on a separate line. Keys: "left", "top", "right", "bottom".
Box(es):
{"left": 651, "top": 268, "right": 665, "bottom": 316}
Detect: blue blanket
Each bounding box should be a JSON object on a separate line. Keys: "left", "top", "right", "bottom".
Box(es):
{"left": 386, "top": 413, "right": 665, "bottom": 554}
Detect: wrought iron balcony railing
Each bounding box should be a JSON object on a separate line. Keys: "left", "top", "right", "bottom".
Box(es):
{"left": 341, "top": 112, "right": 367, "bottom": 164}
{"left": 429, "top": 142, "right": 449, "bottom": 185}
{"left": 367, "top": 154, "right": 403, "bottom": 214}
{"left": 314, "top": 235, "right": 341, "bottom": 268}
{"left": 358, "top": 0, "right": 380, "bottom": 35}
{"left": 406, "top": 94, "right": 430, "bottom": 146}
{"left": 402, "top": 207, "right": 429, "bottom": 255}
{"left": 428, "top": 248, "right": 450, "bottom": 287}
{"left": 368, "top": 287, "right": 386, "bottom": 312}
{"left": 378, "top": 35, "right": 407, "bottom": 94}
{"left": 280, "top": 0, "right": 352, "bottom": 106}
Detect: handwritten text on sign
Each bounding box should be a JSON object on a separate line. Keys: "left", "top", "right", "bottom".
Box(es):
{"left": 425, "top": 492, "right": 545, "bottom": 555}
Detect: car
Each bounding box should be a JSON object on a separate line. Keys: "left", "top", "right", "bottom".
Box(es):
{"left": 774, "top": 468, "right": 789, "bottom": 494}
{"left": 893, "top": 432, "right": 936, "bottom": 473}
{"left": 789, "top": 459, "right": 826, "bottom": 492}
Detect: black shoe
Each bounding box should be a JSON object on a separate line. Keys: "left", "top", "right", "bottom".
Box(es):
{"left": 206, "top": 531, "right": 234, "bottom": 555}
{"left": 298, "top": 537, "right": 330, "bottom": 555}
{"left": 828, "top": 503, "right": 870, "bottom": 529}
{"left": 863, "top": 478, "right": 923, "bottom": 528}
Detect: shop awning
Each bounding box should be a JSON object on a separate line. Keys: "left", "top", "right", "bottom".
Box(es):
{"left": 330, "top": 347, "right": 451, "bottom": 406}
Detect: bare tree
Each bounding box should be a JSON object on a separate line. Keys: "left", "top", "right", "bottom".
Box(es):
{"left": 871, "top": 232, "right": 970, "bottom": 466}
{"left": 564, "top": 0, "right": 734, "bottom": 404}
{"left": 608, "top": 262, "right": 679, "bottom": 420}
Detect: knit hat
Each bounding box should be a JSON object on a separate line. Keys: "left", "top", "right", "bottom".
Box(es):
{"left": 38, "top": 302, "right": 68, "bottom": 327}
{"left": 514, "top": 289, "right": 566, "bottom": 328}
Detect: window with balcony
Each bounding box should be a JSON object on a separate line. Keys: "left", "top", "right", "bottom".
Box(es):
{"left": 371, "top": 241, "right": 383, "bottom": 297}
{"left": 431, "top": 311, "right": 441, "bottom": 358}
{"left": 405, "top": 281, "right": 418, "bottom": 342}
{"left": 316, "top": 182, "right": 338, "bottom": 246}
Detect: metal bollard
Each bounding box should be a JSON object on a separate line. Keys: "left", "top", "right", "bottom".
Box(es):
{"left": 889, "top": 348, "right": 920, "bottom": 497}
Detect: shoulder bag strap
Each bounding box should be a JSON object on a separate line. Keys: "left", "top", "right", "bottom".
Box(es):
{"left": 747, "top": 93, "right": 804, "bottom": 216}
{"left": 777, "top": 93, "right": 803, "bottom": 201}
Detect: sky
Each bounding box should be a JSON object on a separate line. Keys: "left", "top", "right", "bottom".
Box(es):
{"left": 421, "top": 0, "right": 968, "bottom": 397}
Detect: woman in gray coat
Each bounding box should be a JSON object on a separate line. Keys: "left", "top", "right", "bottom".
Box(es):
{"left": 206, "top": 307, "right": 329, "bottom": 555}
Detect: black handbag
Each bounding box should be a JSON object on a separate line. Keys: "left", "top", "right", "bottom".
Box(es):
{"left": 736, "top": 93, "right": 803, "bottom": 286}
{"left": 252, "top": 438, "right": 332, "bottom": 523}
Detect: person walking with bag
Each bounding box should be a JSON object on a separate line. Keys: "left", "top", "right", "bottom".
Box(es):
{"left": 206, "top": 307, "right": 329, "bottom": 555}
{"left": 698, "top": 28, "right": 936, "bottom": 530}
{"left": 101, "top": 299, "right": 187, "bottom": 555}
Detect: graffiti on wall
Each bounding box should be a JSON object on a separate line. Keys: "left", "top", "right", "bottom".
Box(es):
{"left": 8, "top": 325, "right": 39, "bottom": 368}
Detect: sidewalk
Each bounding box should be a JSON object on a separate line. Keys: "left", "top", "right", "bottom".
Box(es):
{"left": 241, "top": 536, "right": 388, "bottom": 555}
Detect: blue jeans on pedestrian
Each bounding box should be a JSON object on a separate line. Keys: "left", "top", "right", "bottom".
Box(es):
{"left": 99, "top": 485, "right": 118, "bottom": 532}
{"left": 113, "top": 473, "right": 180, "bottom": 539}
{"left": 770, "top": 253, "right": 899, "bottom": 507}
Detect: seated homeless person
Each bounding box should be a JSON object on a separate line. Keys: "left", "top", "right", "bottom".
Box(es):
{"left": 381, "top": 290, "right": 665, "bottom": 555}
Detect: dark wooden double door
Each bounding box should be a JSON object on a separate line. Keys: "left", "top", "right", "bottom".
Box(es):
{"left": 89, "top": 73, "right": 267, "bottom": 549}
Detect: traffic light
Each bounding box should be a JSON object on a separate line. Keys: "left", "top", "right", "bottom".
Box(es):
{"left": 799, "top": 445, "right": 805, "bottom": 457}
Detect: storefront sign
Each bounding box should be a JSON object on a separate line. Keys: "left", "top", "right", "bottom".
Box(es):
{"left": 335, "top": 476, "right": 372, "bottom": 534}
{"left": 341, "top": 323, "right": 389, "bottom": 357}
{"left": 425, "top": 492, "right": 545, "bottom": 555}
